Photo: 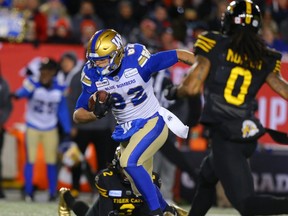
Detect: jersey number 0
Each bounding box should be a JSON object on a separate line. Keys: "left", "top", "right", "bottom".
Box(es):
{"left": 224, "top": 66, "right": 252, "bottom": 106}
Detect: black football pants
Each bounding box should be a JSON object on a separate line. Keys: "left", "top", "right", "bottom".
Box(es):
{"left": 189, "top": 130, "right": 288, "bottom": 216}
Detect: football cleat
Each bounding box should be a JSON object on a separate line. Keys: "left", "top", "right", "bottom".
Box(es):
{"left": 58, "top": 187, "right": 71, "bottom": 216}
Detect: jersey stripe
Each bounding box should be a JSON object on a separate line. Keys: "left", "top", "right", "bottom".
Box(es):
{"left": 195, "top": 35, "right": 216, "bottom": 53}
{"left": 273, "top": 60, "right": 281, "bottom": 73}
{"left": 245, "top": 1, "right": 252, "bottom": 24}
{"left": 96, "top": 184, "right": 108, "bottom": 197}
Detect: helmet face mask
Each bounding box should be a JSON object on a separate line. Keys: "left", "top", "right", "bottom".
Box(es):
{"left": 221, "top": 0, "right": 262, "bottom": 35}
{"left": 86, "top": 29, "right": 124, "bottom": 76}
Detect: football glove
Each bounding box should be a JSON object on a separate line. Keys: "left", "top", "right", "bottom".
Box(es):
{"left": 93, "top": 93, "right": 113, "bottom": 119}
{"left": 163, "top": 84, "right": 178, "bottom": 100}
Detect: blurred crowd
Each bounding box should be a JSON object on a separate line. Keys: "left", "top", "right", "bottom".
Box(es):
{"left": 0, "top": 0, "right": 288, "bottom": 53}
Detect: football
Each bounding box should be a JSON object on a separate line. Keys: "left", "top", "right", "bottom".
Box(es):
{"left": 88, "top": 90, "right": 110, "bottom": 111}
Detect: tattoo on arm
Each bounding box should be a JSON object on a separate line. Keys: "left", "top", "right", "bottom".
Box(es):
{"left": 180, "top": 59, "right": 193, "bottom": 65}
{"left": 197, "top": 65, "right": 206, "bottom": 81}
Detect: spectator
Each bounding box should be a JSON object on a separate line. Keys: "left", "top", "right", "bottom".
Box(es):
{"left": 46, "top": 18, "right": 78, "bottom": 44}
{"left": 207, "top": 0, "right": 228, "bottom": 31}
{"left": 0, "top": 73, "right": 13, "bottom": 199}
{"left": 79, "top": 19, "right": 98, "bottom": 45}
{"left": 71, "top": 0, "right": 104, "bottom": 44}
{"left": 57, "top": 51, "right": 82, "bottom": 88}
{"left": 24, "top": 0, "right": 48, "bottom": 44}
{"left": 149, "top": 3, "right": 171, "bottom": 35}
{"left": 129, "top": 18, "right": 161, "bottom": 53}
{"left": 167, "top": 0, "right": 188, "bottom": 43}
{"left": 262, "top": 23, "right": 288, "bottom": 53}
{"left": 279, "top": 17, "right": 288, "bottom": 44}
{"left": 112, "top": 0, "right": 138, "bottom": 42}
{"left": 269, "top": 0, "right": 288, "bottom": 27}
{"left": 39, "top": 0, "right": 69, "bottom": 37}
{"left": 12, "top": 58, "right": 71, "bottom": 201}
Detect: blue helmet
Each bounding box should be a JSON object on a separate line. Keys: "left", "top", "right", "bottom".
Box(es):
{"left": 86, "top": 29, "right": 124, "bottom": 76}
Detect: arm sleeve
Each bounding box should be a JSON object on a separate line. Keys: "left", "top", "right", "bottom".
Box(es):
{"left": 57, "top": 96, "right": 72, "bottom": 134}
{"left": 75, "top": 84, "right": 91, "bottom": 110}
{"left": 141, "top": 50, "right": 178, "bottom": 82}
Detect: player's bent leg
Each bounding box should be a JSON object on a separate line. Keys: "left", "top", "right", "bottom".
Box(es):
{"left": 188, "top": 154, "right": 218, "bottom": 216}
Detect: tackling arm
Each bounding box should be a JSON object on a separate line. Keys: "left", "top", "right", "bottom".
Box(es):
{"left": 176, "top": 49, "right": 195, "bottom": 65}
{"left": 177, "top": 55, "right": 210, "bottom": 97}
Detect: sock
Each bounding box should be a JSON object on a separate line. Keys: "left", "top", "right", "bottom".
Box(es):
{"left": 24, "top": 163, "right": 34, "bottom": 196}
{"left": 47, "top": 164, "right": 57, "bottom": 196}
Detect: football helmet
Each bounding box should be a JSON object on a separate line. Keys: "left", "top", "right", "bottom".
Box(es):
{"left": 221, "top": 0, "right": 262, "bottom": 35}
{"left": 86, "top": 29, "right": 124, "bottom": 76}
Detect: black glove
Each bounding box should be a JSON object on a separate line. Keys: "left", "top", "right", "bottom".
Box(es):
{"left": 93, "top": 93, "right": 113, "bottom": 119}
{"left": 163, "top": 84, "right": 178, "bottom": 100}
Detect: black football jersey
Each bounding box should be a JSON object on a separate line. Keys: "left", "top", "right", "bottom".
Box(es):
{"left": 95, "top": 168, "right": 160, "bottom": 216}
{"left": 194, "top": 31, "right": 282, "bottom": 123}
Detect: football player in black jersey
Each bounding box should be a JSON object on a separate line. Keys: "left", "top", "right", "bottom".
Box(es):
{"left": 58, "top": 147, "right": 188, "bottom": 216}
{"left": 165, "top": 0, "right": 288, "bottom": 215}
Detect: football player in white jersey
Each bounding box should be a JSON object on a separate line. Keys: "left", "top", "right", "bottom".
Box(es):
{"left": 13, "top": 58, "right": 71, "bottom": 201}
{"left": 73, "top": 29, "right": 194, "bottom": 216}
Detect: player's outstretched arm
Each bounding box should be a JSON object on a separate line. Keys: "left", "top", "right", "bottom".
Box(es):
{"left": 73, "top": 108, "right": 97, "bottom": 124}
{"left": 176, "top": 49, "right": 195, "bottom": 65}
{"left": 177, "top": 55, "right": 210, "bottom": 97}
{"left": 266, "top": 72, "right": 288, "bottom": 100}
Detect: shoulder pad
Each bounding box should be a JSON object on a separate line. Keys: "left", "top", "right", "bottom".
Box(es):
{"left": 81, "top": 72, "right": 92, "bottom": 87}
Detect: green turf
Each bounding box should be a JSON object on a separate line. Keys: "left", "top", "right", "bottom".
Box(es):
{"left": 0, "top": 201, "right": 240, "bottom": 216}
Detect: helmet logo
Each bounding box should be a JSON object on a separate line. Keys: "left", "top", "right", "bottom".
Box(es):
{"left": 112, "top": 34, "right": 123, "bottom": 50}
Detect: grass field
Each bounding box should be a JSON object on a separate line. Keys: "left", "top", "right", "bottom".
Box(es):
{"left": 0, "top": 189, "right": 240, "bottom": 216}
